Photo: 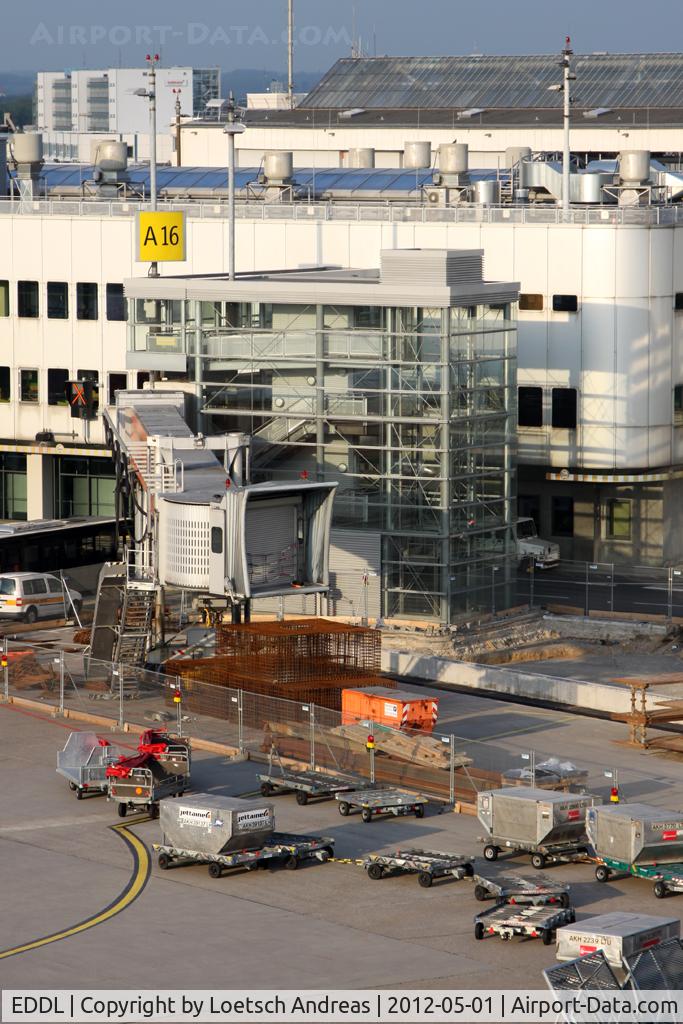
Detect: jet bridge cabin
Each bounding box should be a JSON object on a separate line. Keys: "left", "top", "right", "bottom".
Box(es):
{"left": 158, "top": 481, "right": 336, "bottom": 600}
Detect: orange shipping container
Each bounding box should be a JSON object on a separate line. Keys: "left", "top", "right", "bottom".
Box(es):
{"left": 342, "top": 686, "right": 439, "bottom": 733}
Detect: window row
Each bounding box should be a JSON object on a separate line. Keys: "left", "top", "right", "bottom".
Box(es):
{"left": 519, "top": 294, "right": 579, "bottom": 313}
{"left": 0, "top": 281, "right": 127, "bottom": 321}
{"left": 518, "top": 386, "right": 577, "bottom": 428}
{"left": 0, "top": 369, "right": 141, "bottom": 406}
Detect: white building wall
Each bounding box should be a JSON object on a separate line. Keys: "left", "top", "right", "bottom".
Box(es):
{"left": 1, "top": 210, "right": 682, "bottom": 475}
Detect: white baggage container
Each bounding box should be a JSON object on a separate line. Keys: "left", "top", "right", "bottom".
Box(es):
{"left": 556, "top": 912, "right": 680, "bottom": 968}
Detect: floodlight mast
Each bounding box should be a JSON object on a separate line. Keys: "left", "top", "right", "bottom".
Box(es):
{"left": 288, "top": 0, "right": 294, "bottom": 109}
{"left": 224, "top": 93, "right": 245, "bottom": 281}
{"left": 561, "top": 37, "right": 575, "bottom": 217}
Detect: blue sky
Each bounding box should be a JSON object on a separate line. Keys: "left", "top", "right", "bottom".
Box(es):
{"left": 5, "top": 0, "right": 680, "bottom": 73}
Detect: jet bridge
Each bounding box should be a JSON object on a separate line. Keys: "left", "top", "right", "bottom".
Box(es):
{"left": 100, "top": 390, "right": 336, "bottom": 652}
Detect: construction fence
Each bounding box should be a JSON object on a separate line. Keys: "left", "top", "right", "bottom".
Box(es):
{"left": 1, "top": 638, "right": 615, "bottom": 807}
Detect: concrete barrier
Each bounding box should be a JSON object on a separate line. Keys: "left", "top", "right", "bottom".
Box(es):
{"left": 382, "top": 649, "right": 664, "bottom": 715}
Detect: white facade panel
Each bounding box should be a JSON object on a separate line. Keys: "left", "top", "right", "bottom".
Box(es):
{"left": 615, "top": 228, "right": 650, "bottom": 298}
{"left": 581, "top": 229, "right": 615, "bottom": 299}
{"left": 547, "top": 228, "right": 582, "bottom": 298}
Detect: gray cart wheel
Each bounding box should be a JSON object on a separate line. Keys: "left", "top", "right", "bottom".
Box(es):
{"left": 560, "top": 893, "right": 570, "bottom": 909}
{"left": 295, "top": 791, "right": 309, "bottom": 806}
{"left": 531, "top": 853, "right": 546, "bottom": 870}
{"left": 566, "top": 910, "right": 576, "bottom": 924}
{"left": 338, "top": 801, "right": 350, "bottom": 816}
{"left": 483, "top": 845, "right": 499, "bottom": 861}
{"left": 147, "top": 803, "right": 159, "bottom": 820}
{"left": 415, "top": 805, "right": 425, "bottom": 819}
{"left": 117, "top": 803, "right": 127, "bottom": 818}
{"left": 474, "top": 922, "right": 485, "bottom": 940}
{"left": 208, "top": 862, "right": 222, "bottom": 879}
{"left": 542, "top": 929, "right": 555, "bottom": 946}
{"left": 158, "top": 853, "right": 171, "bottom": 870}
{"left": 260, "top": 782, "right": 273, "bottom": 796}
{"left": 361, "top": 808, "right": 373, "bottom": 823}
{"left": 595, "top": 865, "right": 610, "bottom": 883}
{"left": 418, "top": 871, "right": 433, "bottom": 889}
{"left": 654, "top": 880, "right": 668, "bottom": 899}
{"left": 75, "top": 788, "right": 84, "bottom": 800}
{"left": 322, "top": 846, "right": 334, "bottom": 861}
{"left": 463, "top": 862, "right": 474, "bottom": 878}
{"left": 367, "top": 863, "right": 383, "bottom": 881}
{"left": 474, "top": 885, "right": 488, "bottom": 902}
{"left": 68, "top": 781, "right": 78, "bottom": 791}
{"left": 285, "top": 855, "right": 299, "bottom": 870}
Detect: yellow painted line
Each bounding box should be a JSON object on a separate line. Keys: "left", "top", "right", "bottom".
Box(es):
{"left": 329, "top": 857, "right": 365, "bottom": 866}
{"left": 0, "top": 816, "right": 150, "bottom": 961}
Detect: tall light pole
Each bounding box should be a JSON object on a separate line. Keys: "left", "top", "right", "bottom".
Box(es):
{"left": 287, "top": 0, "right": 294, "bottom": 109}
{"left": 561, "top": 37, "right": 574, "bottom": 217}
{"left": 224, "top": 92, "right": 245, "bottom": 281}
{"left": 134, "top": 54, "right": 160, "bottom": 277}
{"left": 173, "top": 87, "right": 182, "bottom": 167}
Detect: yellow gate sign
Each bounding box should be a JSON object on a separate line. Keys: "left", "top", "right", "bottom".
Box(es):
{"left": 136, "top": 211, "right": 186, "bottom": 262}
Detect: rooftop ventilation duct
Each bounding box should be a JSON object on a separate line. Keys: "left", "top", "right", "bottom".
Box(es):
{"left": 403, "top": 140, "right": 431, "bottom": 170}
{"left": 618, "top": 150, "right": 651, "bottom": 206}
{"left": 347, "top": 147, "right": 375, "bottom": 168}
{"left": 10, "top": 132, "right": 44, "bottom": 202}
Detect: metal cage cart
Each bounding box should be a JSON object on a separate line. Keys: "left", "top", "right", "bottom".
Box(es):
{"left": 56, "top": 731, "right": 123, "bottom": 799}
{"left": 474, "top": 902, "right": 575, "bottom": 944}
{"left": 106, "top": 730, "right": 191, "bottom": 817}
{"left": 472, "top": 871, "right": 571, "bottom": 906}
{"left": 257, "top": 752, "right": 364, "bottom": 806}
{"left": 336, "top": 788, "right": 428, "bottom": 823}
{"left": 364, "top": 849, "right": 474, "bottom": 887}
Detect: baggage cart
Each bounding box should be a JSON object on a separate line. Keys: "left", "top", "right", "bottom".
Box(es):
{"left": 472, "top": 871, "right": 571, "bottom": 907}
{"left": 106, "top": 733, "right": 191, "bottom": 818}
{"left": 336, "top": 788, "right": 428, "bottom": 823}
{"left": 257, "top": 748, "right": 363, "bottom": 805}
{"left": 594, "top": 856, "right": 683, "bottom": 899}
{"left": 556, "top": 912, "right": 680, "bottom": 968}
{"left": 587, "top": 803, "right": 683, "bottom": 867}
{"left": 477, "top": 786, "right": 597, "bottom": 868}
{"left": 364, "top": 849, "right": 474, "bottom": 887}
{"left": 474, "top": 902, "right": 575, "bottom": 944}
{"left": 152, "top": 833, "right": 334, "bottom": 878}
{"left": 56, "top": 731, "right": 123, "bottom": 799}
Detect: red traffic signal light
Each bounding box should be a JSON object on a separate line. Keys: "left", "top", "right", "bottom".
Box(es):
{"left": 366, "top": 734, "right": 375, "bottom": 750}
{"left": 610, "top": 787, "right": 619, "bottom": 803}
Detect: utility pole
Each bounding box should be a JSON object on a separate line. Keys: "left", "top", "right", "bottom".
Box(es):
{"left": 224, "top": 92, "right": 245, "bottom": 281}
{"left": 135, "top": 55, "right": 160, "bottom": 276}
{"left": 173, "top": 88, "right": 182, "bottom": 167}
{"left": 287, "top": 0, "right": 294, "bottom": 109}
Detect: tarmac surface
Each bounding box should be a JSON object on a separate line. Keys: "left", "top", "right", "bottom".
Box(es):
{"left": 3, "top": 688, "right": 683, "bottom": 992}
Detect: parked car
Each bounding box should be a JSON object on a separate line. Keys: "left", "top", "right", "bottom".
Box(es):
{"left": 0, "top": 572, "right": 82, "bottom": 623}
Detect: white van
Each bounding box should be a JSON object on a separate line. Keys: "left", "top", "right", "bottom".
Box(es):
{"left": 514, "top": 518, "right": 560, "bottom": 569}
{"left": 0, "top": 572, "right": 82, "bottom": 623}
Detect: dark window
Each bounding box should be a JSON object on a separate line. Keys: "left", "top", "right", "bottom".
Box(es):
{"left": 518, "top": 386, "right": 543, "bottom": 427}
{"left": 106, "top": 283, "right": 127, "bottom": 321}
{"left": 519, "top": 293, "right": 544, "bottom": 311}
{"left": 607, "top": 498, "right": 632, "bottom": 540}
{"left": 518, "top": 494, "right": 540, "bottom": 530}
{"left": 211, "top": 527, "right": 223, "bottom": 554}
{"left": 551, "top": 496, "right": 574, "bottom": 537}
{"left": 107, "top": 372, "right": 127, "bottom": 405}
{"left": 20, "top": 369, "right": 38, "bottom": 403}
{"left": 48, "top": 368, "right": 69, "bottom": 405}
{"left": 18, "top": 281, "right": 39, "bottom": 318}
{"left": 0, "top": 367, "right": 10, "bottom": 402}
{"left": 552, "top": 294, "right": 579, "bottom": 313}
{"left": 675, "top": 293, "right": 683, "bottom": 311}
{"left": 552, "top": 388, "right": 577, "bottom": 428}
{"left": 137, "top": 372, "right": 150, "bottom": 389}
{"left": 76, "top": 282, "right": 98, "bottom": 320}
{"left": 77, "top": 369, "right": 98, "bottom": 382}
{"left": 47, "top": 282, "right": 68, "bottom": 319}
{"left": 0, "top": 281, "right": 9, "bottom": 317}
{"left": 675, "top": 385, "right": 683, "bottom": 425}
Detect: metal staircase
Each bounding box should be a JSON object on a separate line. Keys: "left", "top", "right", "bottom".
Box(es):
{"left": 112, "top": 582, "right": 156, "bottom": 668}
{"left": 251, "top": 415, "right": 314, "bottom": 467}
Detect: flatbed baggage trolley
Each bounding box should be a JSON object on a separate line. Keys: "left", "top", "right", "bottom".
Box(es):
{"left": 365, "top": 849, "right": 474, "bottom": 887}
{"left": 56, "top": 732, "right": 122, "bottom": 799}
{"left": 153, "top": 833, "right": 335, "bottom": 878}
{"left": 474, "top": 902, "right": 575, "bottom": 944}
{"left": 482, "top": 837, "right": 590, "bottom": 870}
{"left": 336, "top": 788, "right": 428, "bottom": 823}
{"left": 258, "top": 766, "right": 362, "bottom": 806}
{"left": 472, "top": 871, "right": 571, "bottom": 907}
{"left": 595, "top": 856, "right": 683, "bottom": 899}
